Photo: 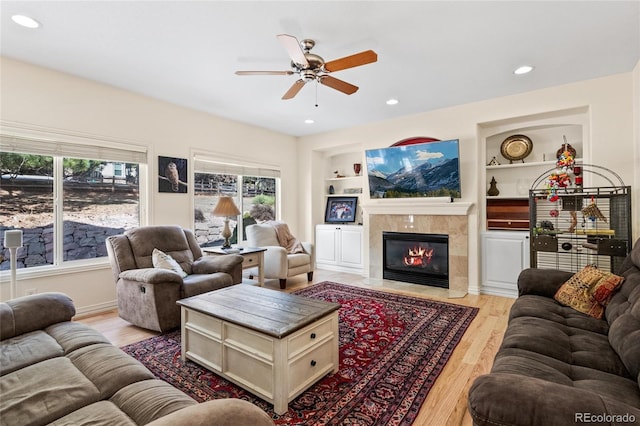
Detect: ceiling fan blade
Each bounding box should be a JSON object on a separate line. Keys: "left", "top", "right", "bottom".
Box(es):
{"left": 319, "top": 75, "right": 358, "bottom": 95}
{"left": 282, "top": 79, "right": 306, "bottom": 100}
{"left": 324, "top": 50, "right": 378, "bottom": 72}
{"left": 235, "top": 70, "right": 294, "bottom": 76}
{"left": 276, "top": 34, "right": 309, "bottom": 67}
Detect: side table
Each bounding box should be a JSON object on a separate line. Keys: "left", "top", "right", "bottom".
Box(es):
{"left": 202, "top": 246, "right": 266, "bottom": 286}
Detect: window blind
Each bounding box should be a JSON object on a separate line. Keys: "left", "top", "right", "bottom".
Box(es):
{"left": 0, "top": 134, "right": 148, "bottom": 164}
{"left": 194, "top": 155, "right": 280, "bottom": 178}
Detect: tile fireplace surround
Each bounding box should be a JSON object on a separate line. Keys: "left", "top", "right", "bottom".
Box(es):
{"left": 362, "top": 199, "right": 473, "bottom": 296}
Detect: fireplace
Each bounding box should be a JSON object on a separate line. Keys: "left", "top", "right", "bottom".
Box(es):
{"left": 383, "top": 232, "right": 449, "bottom": 288}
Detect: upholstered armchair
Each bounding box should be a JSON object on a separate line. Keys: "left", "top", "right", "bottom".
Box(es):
{"left": 106, "top": 225, "right": 243, "bottom": 332}
{"left": 245, "top": 223, "right": 314, "bottom": 289}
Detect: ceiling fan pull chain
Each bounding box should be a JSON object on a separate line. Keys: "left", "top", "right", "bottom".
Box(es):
{"left": 315, "top": 79, "right": 319, "bottom": 107}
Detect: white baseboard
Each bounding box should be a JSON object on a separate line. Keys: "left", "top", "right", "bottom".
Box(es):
{"left": 75, "top": 300, "right": 117, "bottom": 317}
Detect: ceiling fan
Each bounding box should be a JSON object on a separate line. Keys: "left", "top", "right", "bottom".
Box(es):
{"left": 235, "top": 34, "right": 377, "bottom": 100}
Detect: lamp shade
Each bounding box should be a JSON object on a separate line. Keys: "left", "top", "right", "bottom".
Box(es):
{"left": 213, "top": 196, "right": 241, "bottom": 217}
{"left": 4, "top": 230, "right": 23, "bottom": 248}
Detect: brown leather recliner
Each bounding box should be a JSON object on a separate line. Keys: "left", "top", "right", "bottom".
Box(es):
{"left": 106, "top": 225, "right": 243, "bottom": 332}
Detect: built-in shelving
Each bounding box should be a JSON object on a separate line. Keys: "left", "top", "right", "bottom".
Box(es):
{"left": 478, "top": 106, "right": 591, "bottom": 297}
{"left": 486, "top": 158, "right": 584, "bottom": 171}
{"left": 326, "top": 176, "right": 362, "bottom": 182}
{"left": 480, "top": 107, "right": 589, "bottom": 227}
{"left": 323, "top": 151, "right": 365, "bottom": 198}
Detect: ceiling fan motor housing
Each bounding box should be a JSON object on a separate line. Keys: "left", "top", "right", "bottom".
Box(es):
{"left": 302, "top": 70, "right": 317, "bottom": 82}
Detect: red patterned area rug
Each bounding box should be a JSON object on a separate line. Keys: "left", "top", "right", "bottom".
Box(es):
{"left": 122, "top": 282, "right": 478, "bottom": 425}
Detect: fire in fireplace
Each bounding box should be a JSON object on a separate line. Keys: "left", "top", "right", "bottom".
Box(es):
{"left": 383, "top": 232, "right": 449, "bottom": 288}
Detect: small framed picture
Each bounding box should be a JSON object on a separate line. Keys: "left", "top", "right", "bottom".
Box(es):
{"left": 324, "top": 196, "right": 358, "bottom": 224}
{"left": 158, "top": 156, "right": 188, "bottom": 193}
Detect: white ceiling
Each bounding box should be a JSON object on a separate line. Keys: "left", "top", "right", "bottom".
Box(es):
{"left": 1, "top": 1, "right": 639, "bottom": 137}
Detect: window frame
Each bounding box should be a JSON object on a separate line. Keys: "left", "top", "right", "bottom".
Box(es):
{"left": 0, "top": 122, "right": 148, "bottom": 279}
{"left": 192, "top": 151, "right": 281, "bottom": 246}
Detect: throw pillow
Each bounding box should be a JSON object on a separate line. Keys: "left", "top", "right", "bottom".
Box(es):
{"left": 152, "top": 248, "right": 187, "bottom": 278}
{"left": 554, "top": 265, "right": 624, "bottom": 319}
{"left": 591, "top": 273, "right": 625, "bottom": 306}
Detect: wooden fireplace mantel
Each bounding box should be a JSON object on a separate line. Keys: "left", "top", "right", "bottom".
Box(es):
{"left": 361, "top": 198, "right": 474, "bottom": 216}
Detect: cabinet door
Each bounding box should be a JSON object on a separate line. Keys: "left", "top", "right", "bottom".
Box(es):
{"left": 315, "top": 226, "right": 338, "bottom": 265}
{"left": 339, "top": 227, "right": 363, "bottom": 268}
{"left": 481, "top": 231, "right": 530, "bottom": 298}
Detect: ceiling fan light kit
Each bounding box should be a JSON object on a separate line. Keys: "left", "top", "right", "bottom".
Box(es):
{"left": 235, "top": 34, "right": 378, "bottom": 100}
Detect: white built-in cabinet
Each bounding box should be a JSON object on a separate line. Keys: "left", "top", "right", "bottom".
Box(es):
{"left": 481, "top": 231, "right": 530, "bottom": 298}
{"left": 315, "top": 224, "right": 364, "bottom": 275}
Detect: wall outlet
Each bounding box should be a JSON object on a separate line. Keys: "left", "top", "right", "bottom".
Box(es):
{"left": 25, "top": 288, "right": 37, "bottom": 295}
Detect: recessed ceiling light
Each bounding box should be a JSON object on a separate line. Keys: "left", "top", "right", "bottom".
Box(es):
{"left": 304, "top": 119, "right": 314, "bottom": 124}
{"left": 386, "top": 99, "right": 399, "bottom": 105}
{"left": 11, "top": 14, "right": 41, "bottom": 29}
{"left": 514, "top": 65, "right": 534, "bottom": 75}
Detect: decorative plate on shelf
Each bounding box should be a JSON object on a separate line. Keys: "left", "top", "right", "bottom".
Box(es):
{"left": 500, "top": 134, "right": 533, "bottom": 163}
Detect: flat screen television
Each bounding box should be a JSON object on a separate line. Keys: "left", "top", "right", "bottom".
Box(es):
{"left": 324, "top": 196, "right": 358, "bottom": 224}
{"left": 365, "top": 138, "right": 461, "bottom": 199}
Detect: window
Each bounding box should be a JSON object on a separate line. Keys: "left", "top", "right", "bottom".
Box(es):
{"left": 1, "top": 131, "right": 147, "bottom": 271}
{"left": 193, "top": 156, "right": 279, "bottom": 247}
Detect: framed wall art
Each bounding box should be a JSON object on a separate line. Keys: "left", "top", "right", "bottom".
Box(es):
{"left": 324, "top": 196, "right": 358, "bottom": 224}
{"left": 158, "top": 156, "right": 188, "bottom": 193}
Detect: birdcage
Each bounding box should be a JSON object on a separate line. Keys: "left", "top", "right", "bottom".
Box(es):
{"left": 529, "top": 164, "right": 632, "bottom": 273}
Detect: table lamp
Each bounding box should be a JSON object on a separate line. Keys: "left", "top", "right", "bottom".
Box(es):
{"left": 213, "top": 196, "right": 241, "bottom": 249}
{"left": 4, "top": 230, "right": 23, "bottom": 299}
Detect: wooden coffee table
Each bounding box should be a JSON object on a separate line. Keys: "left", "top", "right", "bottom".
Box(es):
{"left": 177, "top": 285, "right": 341, "bottom": 414}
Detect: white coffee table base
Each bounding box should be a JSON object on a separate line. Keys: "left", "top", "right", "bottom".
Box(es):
{"left": 179, "top": 286, "right": 340, "bottom": 415}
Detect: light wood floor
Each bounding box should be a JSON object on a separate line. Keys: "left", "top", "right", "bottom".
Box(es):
{"left": 76, "top": 269, "right": 514, "bottom": 426}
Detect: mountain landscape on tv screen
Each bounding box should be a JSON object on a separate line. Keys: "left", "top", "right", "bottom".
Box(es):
{"left": 366, "top": 140, "right": 461, "bottom": 198}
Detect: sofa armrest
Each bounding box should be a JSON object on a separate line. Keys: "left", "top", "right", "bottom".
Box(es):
{"left": 0, "top": 292, "right": 75, "bottom": 340}
{"left": 302, "top": 242, "right": 315, "bottom": 269}
{"left": 192, "top": 254, "right": 243, "bottom": 275}
{"left": 262, "top": 245, "right": 288, "bottom": 278}
{"left": 147, "top": 399, "right": 274, "bottom": 426}
{"left": 119, "top": 268, "right": 183, "bottom": 284}
{"left": 468, "top": 373, "right": 640, "bottom": 426}
{"left": 517, "top": 268, "right": 574, "bottom": 298}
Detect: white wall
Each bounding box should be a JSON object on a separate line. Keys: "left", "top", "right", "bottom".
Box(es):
{"left": 2, "top": 55, "right": 638, "bottom": 310}
{"left": 298, "top": 69, "right": 639, "bottom": 292}
{"left": 0, "top": 57, "right": 297, "bottom": 313}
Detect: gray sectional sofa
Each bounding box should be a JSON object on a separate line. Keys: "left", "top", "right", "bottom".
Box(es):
{"left": 468, "top": 238, "right": 640, "bottom": 425}
{"left": 0, "top": 292, "right": 274, "bottom": 426}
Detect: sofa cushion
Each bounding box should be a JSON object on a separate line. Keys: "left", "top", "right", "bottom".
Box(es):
{"left": 0, "top": 330, "right": 63, "bottom": 376}
{"left": 553, "top": 265, "right": 623, "bottom": 318}
{"left": 0, "top": 293, "right": 75, "bottom": 340}
{"left": 46, "top": 321, "right": 112, "bottom": 354}
{"left": 498, "top": 313, "right": 629, "bottom": 377}
{"left": 67, "top": 343, "right": 155, "bottom": 399}
{"left": 0, "top": 357, "right": 101, "bottom": 426}
{"left": 288, "top": 253, "right": 311, "bottom": 269}
{"left": 49, "top": 401, "right": 137, "bottom": 426}
{"left": 182, "top": 273, "right": 233, "bottom": 297}
{"left": 592, "top": 273, "right": 625, "bottom": 305}
{"left": 111, "top": 379, "right": 196, "bottom": 425}
{"left": 509, "top": 294, "right": 609, "bottom": 335}
{"left": 606, "top": 252, "right": 640, "bottom": 385}
{"left": 247, "top": 224, "right": 280, "bottom": 247}
{"left": 125, "top": 226, "right": 195, "bottom": 274}
{"left": 152, "top": 248, "right": 188, "bottom": 278}
{"left": 147, "top": 399, "right": 276, "bottom": 426}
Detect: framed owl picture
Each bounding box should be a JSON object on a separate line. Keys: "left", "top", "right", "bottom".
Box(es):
{"left": 158, "top": 156, "right": 188, "bottom": 193}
